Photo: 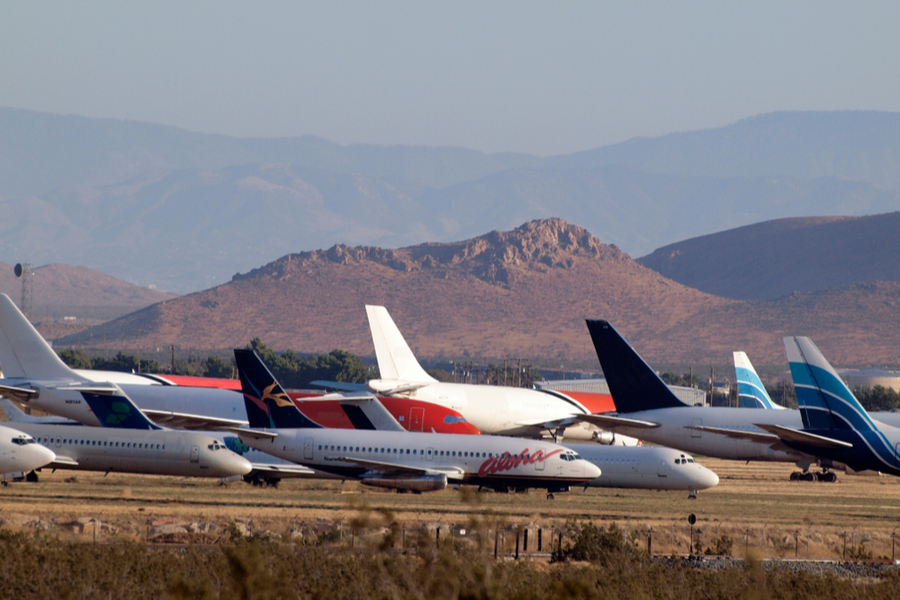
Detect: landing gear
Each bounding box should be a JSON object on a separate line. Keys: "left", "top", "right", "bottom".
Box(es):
{"left": 547, "top": 493, "right": 555, "bottom": 500}
{"left": 687, "top": 490, "right": 698, "bottom": 499}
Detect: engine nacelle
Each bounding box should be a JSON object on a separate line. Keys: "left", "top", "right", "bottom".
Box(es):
{"left": 359, "top": 473, "right": 448, "bottom": 492}
{"left": 592, "top": 430, "right": 616, "bottom": 445}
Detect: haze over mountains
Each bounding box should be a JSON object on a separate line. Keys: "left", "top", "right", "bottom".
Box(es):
{"left": 53, "top": 219, "right": 900, "bottom": 368}
{"left": 2, "top": 108, "right": 899, "bottom": 293}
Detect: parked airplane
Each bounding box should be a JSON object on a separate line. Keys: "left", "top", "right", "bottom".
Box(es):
{"left": 232, "top": 349, "right": 601, "bottom": 498}
{"left": 322, "top": 305, "right": 628, "bottom": 443}
{"left": 753, "top": 337, "right": 900, "bottom": 479}
{"left": 0, "top": 396, "right": 252, "bottom": 479}
{"left": 0, "top": 294, "right": 477, "bottom": 435}
{"left": 580, "top": 320, "right": 900, "bottom": 481}
{"left": 0, "top": 424, "right": 56, "bottom": 482}
{"left": 568, "top": 443, "right": 718, "bottom": 497}
{"left": 734, "top": 352, "right": 785, "bottom": 409}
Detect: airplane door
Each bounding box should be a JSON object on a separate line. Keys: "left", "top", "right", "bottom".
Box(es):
{"left": 658, "top": 460, "right": 668, "bottom": 478}
{"left": 55, "top": 437, "right": 62, "bottom": 448}
{"left": 304, "top": 438, "right": 314, "bottom": 460}
{"left": 535, "top": 453, "right": 545, "bottom": 471}
{"left": 191, "top": 446, "right": 200, "bottom": 463}
{"left": 426, "top": 447, "right": 434, "bottom": 462}
{"left": 691, "top": 418, "right": 703, "bottom": 438}
{"left": 409, "top": 408, "right": 424, "bottom": 432}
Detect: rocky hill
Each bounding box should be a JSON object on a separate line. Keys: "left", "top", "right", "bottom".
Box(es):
{"left": 55, "top": 219, "right": 900, "bottom": 367}
{"left": 0, "top": 262, "right": 177, "bottom": 324}
{"left": 638, "top": 213, "right": 900, "bottom": 300}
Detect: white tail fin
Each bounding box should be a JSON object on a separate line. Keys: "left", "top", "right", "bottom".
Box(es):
{"left": 365, "top": 306, "right": 437, "bottom": 383}
{"left": 0, "top": 294, "right": 79, "bottom": 380}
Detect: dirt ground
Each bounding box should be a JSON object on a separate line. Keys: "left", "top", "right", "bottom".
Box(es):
{"left": 2, "top": 457, "right": 898, "bottom": 560}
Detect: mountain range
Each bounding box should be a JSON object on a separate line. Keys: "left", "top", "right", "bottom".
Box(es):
{"left": 52, "top": 219, "right": 900, "bottom": 368}
{"left": 2, "top": 108, "right": 899, "bottom": 294}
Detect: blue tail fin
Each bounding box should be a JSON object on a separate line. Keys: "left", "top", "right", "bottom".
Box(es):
{"left": 784, "top": 337, "right": 879, "bottom": 433}
{"left": 81, "top": 387, "right": 161, "bottom": 430}
{"left": 585, "top": 320, "right": 689, "bottom": 412}
{"left": 733, "top": 352, "right": 783, "bottom": 409}
{"left": 233, "top": 349, "right": 321, "bottom": 429}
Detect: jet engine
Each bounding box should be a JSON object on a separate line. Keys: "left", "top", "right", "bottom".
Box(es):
{"left": 359, "top": 473, "right": 448, "bottom": 493}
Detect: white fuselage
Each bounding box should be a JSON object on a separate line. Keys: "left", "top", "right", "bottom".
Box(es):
{"left": 369, "top": 379, "right": 606, "bottom": 441}
{"left": 566, "top": 444, "right": 719, "bottom": 491}
{"left": 0, "top": 426, "right": 56, "bottom": 475}
{"left": 609, "top": 407, "right": 809, "bottom": 461}
{"left": 3, "top": 423, "right": 252, "bottom": 478}
{"left": 238, "top": 427, "right": 600, "bottom": 489}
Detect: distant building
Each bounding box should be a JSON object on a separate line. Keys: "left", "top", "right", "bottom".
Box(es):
{"left": 838, "top": 369, "right": 900, "bottom": 393}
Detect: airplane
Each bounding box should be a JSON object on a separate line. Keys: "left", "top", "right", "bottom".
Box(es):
{"left": 0, "top": 294, "right": 478, "bottom": 435}
{"left": 581, "top": 320, "right": 900, "bottom": 481}
{"left": 0, "top": 424, "right": 56, "bottom": 483}
{"left": 0, "top": 393, "right": 252, "bottom": 479}
{"left": 232, "top": 348, "right": 601, "bottom": 498}
{"left": 733, "top": 352, "right": 786, "bottom": 409}
{"left": 567, "top": 443, "right": 718, "bottom": 497}
{"left": 319, "top": 305, "right": 630, "bottom": 443}
{"left": 752, "top": 336, "right": 900, "bottom": 479}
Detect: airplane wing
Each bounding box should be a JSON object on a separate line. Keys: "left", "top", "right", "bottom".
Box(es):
{"left": 49, "top": 456, "right": 80, "bottom": 467}
{"left": 325, "top": 455, "right": 465, "bottom": 480}
{"left": 246, "top": 463, "right": 335, "bottom": 479}
{"left": 574, "top": 413, "right": 661, "bottom": 430}
{"left": 686, "top": 425, "right": 782, "bottom": 444}
{"left": 230, "top": 428, "right": 279, "bottom": 441}
{"left": 0, "top": 383, "right": 38, "bottom": 403}
{"left": 142, "top": 410, "right": 248, "bottom": 431}
{"left": 366, "top": 379, "right": 432, "bottom": 396}
{"left": 310, "top": 380, "right": 370, "bottom": 392}
{"left": 754, "top": 423, "right": 854, "bottom": 450}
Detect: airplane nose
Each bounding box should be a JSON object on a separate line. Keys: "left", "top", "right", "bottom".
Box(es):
{"left": 464, "top": 423, "right": 482, "bottom": 435}
{"left": 230, "top": 453, "right": 253, "bottom": 476}
{"left": 697, "top": 465, "right": 719, "bottom": 489}
{"left": 32, "top": 444, "right": 57, "bottom": 469}
{"left": 585, "top": 461, "right": 602, "bottom": 479}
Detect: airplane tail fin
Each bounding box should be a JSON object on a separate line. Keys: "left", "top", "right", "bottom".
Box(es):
{"left": 80, "top": 386, "right": 162, "bottom": 430}
{"left": 733, "top": 351, "right": 784, "bottom": 409}
{"left": 365, "top": 305, "right": 437, "bottom": 383}
{"left": 234, "top": 349, "right": 321, "bottom": 429}
{"left": 0, "top": 294, "right": 80, "bottom": 380}
{"left": 783, "top": 336, "right": 875, "bottom": 432}
{"left": 585, "top": 320, "right": 689, "bottom": 412}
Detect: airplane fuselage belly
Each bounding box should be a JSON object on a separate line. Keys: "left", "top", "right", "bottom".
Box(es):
{"left": 618, "top": 408, "right": 807, "bottom": 461}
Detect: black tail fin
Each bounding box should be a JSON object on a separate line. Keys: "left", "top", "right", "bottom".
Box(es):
{"left": 585, "top": 320, "right": 688, "bottom": 412}
{"left": 234, "top": 349, "right": 321, "bottom": 429}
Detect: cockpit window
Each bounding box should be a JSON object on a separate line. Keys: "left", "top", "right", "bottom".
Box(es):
{"left": 443, "top": 415, "right": 469, "bottom": 424}
{"left": 208, "top": 442, "right": 225, "bottom": 451}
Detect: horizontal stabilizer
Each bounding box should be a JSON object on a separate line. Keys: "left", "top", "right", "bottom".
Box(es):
{"left": 366, "top": 379, "right": 431, "bottom": 396}
{"left": 755, "top": 423, "right": 854, "bottom": 450}
{"left": 0, "top": 399, "right": 76, "bottom": 424}
{"left": 575, "top": 413, "right": 661, "bottom": 430}
{"left": 0, "top": 383, "right": 37, "bottom": 404}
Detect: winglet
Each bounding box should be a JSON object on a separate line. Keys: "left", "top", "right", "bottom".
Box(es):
{"left": 365, "top": 305, "right": 437, "bottom": 383}
{"left": 0, "top": 293, "right": 79, "bottom": 380}
{"left": 233, "top": 349, "right": 321, "bottom": 429}
{"left": 734, "top": 351, "right": 784, "bottom": 409}
{"left": 585, "top": 320, "right": 689, "bottom": 412}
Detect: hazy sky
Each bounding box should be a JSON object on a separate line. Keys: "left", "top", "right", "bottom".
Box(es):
{"left": 3, "top": 2, "right": 899, "bottom": 156}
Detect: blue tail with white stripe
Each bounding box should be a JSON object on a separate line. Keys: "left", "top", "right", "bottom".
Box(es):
{"left": 783, "top": 336, "right": 900, "bottom": 476}
{"left": 733, "top": 352, "right": 784, "bottom": 409}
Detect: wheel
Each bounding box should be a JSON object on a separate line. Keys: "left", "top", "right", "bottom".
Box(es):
{"left": 688, "top": 491, "right": 698, "bottom": 500}
{"left": 800, "top": 472, "right": 815, "bottom": 482}
{"left": 824, "top": 472, "right": 837, "bottom": 482}
{"left": 25, "top": 471, "right": 38, "bottom": 483}
{"left": 547, "top": 493, "right": 555, "bottom": 500}
{"left": 790, "top": 472, "right": 801, "bottom": 481}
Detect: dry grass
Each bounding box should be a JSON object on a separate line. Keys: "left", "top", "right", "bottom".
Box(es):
{"left": 3, "top": 458, "right": 899, "bottom": 560}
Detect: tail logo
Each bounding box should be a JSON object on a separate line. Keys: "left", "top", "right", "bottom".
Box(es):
{"left": 261, "top": 382, "right": 293, "bottom": 408}
{"left": 477, "top": 448, "right": 562, "bottom": 477}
